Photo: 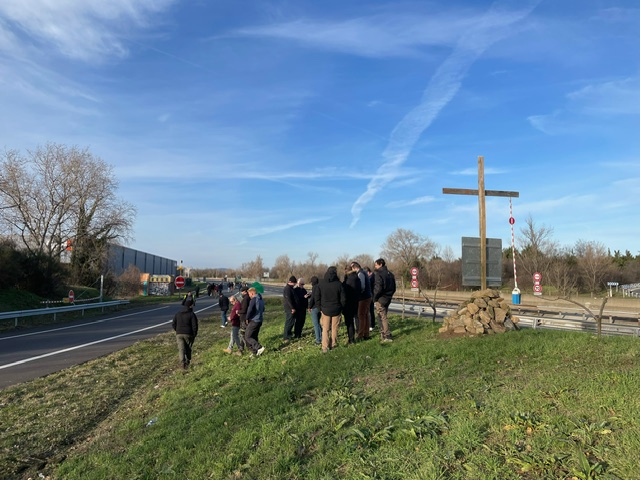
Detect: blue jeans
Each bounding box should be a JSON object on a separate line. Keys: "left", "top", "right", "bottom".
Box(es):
{"left": 228, "top": 326, "right": 244, "bottom": 351}
{"left": 310, "top": 307, "right": 322, "bottom": 344}
{"left": 221, "top": 310, "right": 228, "bottom": 326}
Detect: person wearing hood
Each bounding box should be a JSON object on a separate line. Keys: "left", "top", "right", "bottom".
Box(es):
{"left": 315, "top": 266, "right": 346, "bottom": 353}
{"left": 172, "top": 298, "right": 199, "bottom": 369}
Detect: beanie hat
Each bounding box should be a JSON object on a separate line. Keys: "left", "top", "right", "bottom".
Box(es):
{"left": 289, "top": 276, "right": 297, "bottom": 283}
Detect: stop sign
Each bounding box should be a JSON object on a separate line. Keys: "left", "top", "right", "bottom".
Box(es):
{"left": 175, "top": 276, "right": 185, "bottom": 289}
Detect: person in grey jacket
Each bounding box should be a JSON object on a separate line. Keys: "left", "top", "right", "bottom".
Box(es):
{"left": 316, "top": 266, "right": 346, "bottom": 353}
{"left": 172, "top": 298, "right": 199, "bottom": 369}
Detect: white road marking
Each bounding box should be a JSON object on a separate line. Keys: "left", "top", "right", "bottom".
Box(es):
{"left": 0, "top": 304, "right": 215, "bottom": 370}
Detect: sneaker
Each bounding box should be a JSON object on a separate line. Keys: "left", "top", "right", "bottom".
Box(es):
{"left": 322, "top": 348, "right": 328, "bottom": 353}
{"left": 221, "top": 325, "right": 226, "bottom": 328}
{"left": 382, "top": 337, "right": 393, "bottom": 343}
{"left": 233, "top": 351, "right": 243, "bottom": 356}
{"left": 223, "top": 348, "right": 232, "bottom": 354}
{"left": 369, "top": 327, "right": 374, "bottom": 331}
{"left": 256, "top": 346, "right": 266, "bottom": 356}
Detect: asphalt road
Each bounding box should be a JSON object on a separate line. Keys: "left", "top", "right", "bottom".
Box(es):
{"left": 0, "top": 296, "right": 221, "bottom": 390}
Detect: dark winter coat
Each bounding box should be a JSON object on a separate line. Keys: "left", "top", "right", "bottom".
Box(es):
{"left": 218, "top": 293, "right": 230, "bottom": 312}
{"left": 238, "top": 292, "right": 251, "bottom": 322}
{"left": 282, "top": 283, "right": 298, "bottom": 311}
{"left": 373, "top": 265, "right": 396, "bottom": 306}
{"left": 294, "top": 285, "right": 309, "bottom": 311}
{"left": 172, "top": 305, "right": 198, "bottom": 336}
{"left": 316, "top": 267, "right": 346, "bottom": 316}
{"left": 343, "top": 271, "right": 360, "bottom": 317}
{"left": 308, "top": 276, "right": 319, "bottom": 310}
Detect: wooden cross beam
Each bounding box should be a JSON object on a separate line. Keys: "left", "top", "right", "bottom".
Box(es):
{"left": 442, "top": 156, "right": 519, "bottom": 290}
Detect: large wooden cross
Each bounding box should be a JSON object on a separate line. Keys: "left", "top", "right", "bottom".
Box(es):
{"left": 443, "top": 156, "right": 519, "bottom": 290}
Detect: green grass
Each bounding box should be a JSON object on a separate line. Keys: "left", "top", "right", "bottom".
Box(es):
{"left": 2, "top": 297, "right": 640, "bottom": 479}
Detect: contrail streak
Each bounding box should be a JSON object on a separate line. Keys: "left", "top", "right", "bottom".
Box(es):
{"left": 350, "top": 0, "right": 540, "bottom": 228}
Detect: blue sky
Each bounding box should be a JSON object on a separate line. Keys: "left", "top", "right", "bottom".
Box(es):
{"left": 1, "top": 0, "right": 638, "bottom": 269}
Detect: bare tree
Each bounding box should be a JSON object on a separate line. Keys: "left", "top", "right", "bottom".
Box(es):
{"left": 307, "top": 251, "right": 318, "bottom": 268}
{"left": 380, "top": 228, "right": 437, "bottom": 281}
{"left": 546, "top": 248, "right": 578, "bottom": 296}
{"left": 0, "top": 144, "right": 135, "bottom": 284}
{"left": 574, "top": 240, "right": 613, "bottom": 295}
{"left": 271, "top": 254, "right": 295, "bottom": 281}
{"left": 351, "top": 253, "right": 375, "bottom": 270}
{"left": 241, "top": 255, "right": 265, "bottom": 282}
{"left": 516, "top": 215, "right": 557, "bottom": 288}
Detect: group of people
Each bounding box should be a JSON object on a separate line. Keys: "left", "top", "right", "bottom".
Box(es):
{"left": 282, "top": 258, "right": 396, "bottom": 353}
{"left": 171, "top": 257, "right": 396, "bottom": 368}
{"left": 172, "top": 285, "right": 266, "bottom": 369}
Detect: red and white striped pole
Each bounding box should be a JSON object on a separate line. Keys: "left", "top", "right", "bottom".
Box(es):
{"left": 509, "top": 197, "right": 520, "bottom": 303}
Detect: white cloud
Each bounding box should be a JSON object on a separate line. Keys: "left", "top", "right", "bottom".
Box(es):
{"left": 567, "top": 78, "right": 640, "bottom": 116}
{"left": 528, "top": 78, "right": 640, "bottom": 135}
{"left": 386, "top": 196, "right": 436, "bottom": 208}
{"left": 0, "top": 0, "right": 176, "bottom": 62}
{"left": 350, "top": 0, "right": 541, "bottom": 227}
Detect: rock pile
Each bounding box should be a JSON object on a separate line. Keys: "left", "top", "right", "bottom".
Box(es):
{"left": 439, "top": 289, "right": 520, "bottom": 336}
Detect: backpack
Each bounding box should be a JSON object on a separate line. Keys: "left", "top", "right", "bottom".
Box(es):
{"left": 385, "top": 271, "right": 396, "bottom": 297}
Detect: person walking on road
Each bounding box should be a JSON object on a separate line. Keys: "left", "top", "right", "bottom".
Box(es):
{"left": 172, "top": 297, "right": 199, "bottom": 369}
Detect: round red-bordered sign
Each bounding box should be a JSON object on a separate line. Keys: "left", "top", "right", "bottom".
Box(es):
{"left": 533, "top": 284, "right": 542, "bottom": 293}
{"left": 411, "top": 279, "right": 419, "bottom": 288}
{"left": 533, "top": 272, "right": 542, "bottom": 282}
{"left": 410, "top": 267, "right": 419, "bottom": 276}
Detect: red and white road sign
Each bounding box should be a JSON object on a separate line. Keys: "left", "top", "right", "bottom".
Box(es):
{"left": 68, "top": 290, "right": 74, "bottom": 302}
{"left": 533, "top": 284, "right": 542, "bottom": 293}
{"left": 411, "top": 279, "right": 419, "bottom": 288}
{"left": 175, "top": 276, "right": 185, "bottom": 289}
{"left": 533, "top": 272, "right": 542, "bottom": 282}
{"left": 410, "top": 267, "right": 419, "bottom": 276}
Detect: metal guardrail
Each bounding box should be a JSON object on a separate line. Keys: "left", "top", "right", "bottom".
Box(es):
{"left": 0, "top": 300, "right": 130, "bottom": 328}
{"left": 388, "top": 301, "right": 640, "bottom": 338}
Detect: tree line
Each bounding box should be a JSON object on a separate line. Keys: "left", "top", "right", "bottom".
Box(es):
{"left": 197, "top": 223, "right": 639, "bottom": 297}
{"left": 2, "top": 144, "right": 637, "bottom": 300}
{"left": 0, "top": 144, "right": 135, "bottom": 297}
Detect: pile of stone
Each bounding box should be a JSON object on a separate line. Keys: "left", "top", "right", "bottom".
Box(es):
{"left": 439, "top": 289, "right": 520, "bottom": 336}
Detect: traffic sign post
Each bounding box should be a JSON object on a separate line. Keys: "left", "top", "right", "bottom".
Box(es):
{"left": 68, "top": 290, "right": 75, "bottom": 303}
{"left": 410, "top": 267, "right": 419, "bottom": 292}
{"left": 533, "top": 272, "right": 542, "bottom": 296}
{"left": 175, "top": 276, "right": 185, "bottom": 290}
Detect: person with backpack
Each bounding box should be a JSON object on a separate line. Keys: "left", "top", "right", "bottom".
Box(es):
{"left": 373, "top": 258, "right": 396, "bottom": 342}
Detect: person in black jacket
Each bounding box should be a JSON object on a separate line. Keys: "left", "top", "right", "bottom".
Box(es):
{"left": 293, "top": 278, "right": 310, "bottom": 338}
{"left": 316, "top": 266, "right": 346, "bottom": 353}
{"left": 373, "top": 258, "right": 396, "bottom": 342}
{"left": 218, "top": 291, "right": 230, "bottom": 327}
{"left": 172, "top": 298, "right": 199, "bottom": 369}
{"left": 342, "top": 266, "right": 359, "bottom": 345}
{"left": 282, "top": 276, "right": 298, "bottom": 341}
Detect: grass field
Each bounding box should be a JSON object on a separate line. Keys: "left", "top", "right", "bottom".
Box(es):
{"left": 2, "top": 297, "right": 640, "bottom": 479}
